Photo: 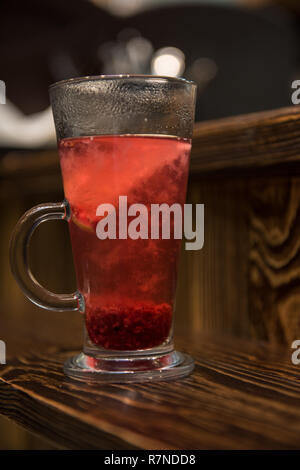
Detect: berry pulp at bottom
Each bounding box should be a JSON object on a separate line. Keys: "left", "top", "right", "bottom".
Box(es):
{"left": 58, "top": 135, "right": 191, "bottom": 350}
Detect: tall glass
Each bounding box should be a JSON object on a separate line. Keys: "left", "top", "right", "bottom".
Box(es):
{"left": 10, "top": 75, "right": 197, "bottom": 382}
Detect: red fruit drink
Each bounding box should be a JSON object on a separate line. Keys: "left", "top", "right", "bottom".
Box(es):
{"left": 58, "top": 135, "right": 191, "bottom": 350}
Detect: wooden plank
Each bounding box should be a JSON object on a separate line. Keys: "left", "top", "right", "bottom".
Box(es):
{"left": 179, "top": 173, "right": 300, "bottom": 345}
{"left": 191, "top": 106, "right": 300, "bottom": 173}
{"left": 2, "top": 105, "right": 300, "bottom": 180}
{"left": 248, "top": 175, "right": 300, "bottom": 344}
{"left": 0, "top": 336, "right": 300, "bottom": 450}
{"left": 176, "top": 176, "right": 250, "bottom": 338}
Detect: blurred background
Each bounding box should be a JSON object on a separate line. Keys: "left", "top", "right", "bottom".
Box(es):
{"left": 0, "top": 0, "right": 299, "bottom": 136}
{"left": 1, "top": 0, "right": 300, "bottom": 449}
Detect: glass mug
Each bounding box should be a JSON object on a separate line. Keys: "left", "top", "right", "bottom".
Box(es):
{"left": 10, "top": 75, "right": 197, "bottom": 382}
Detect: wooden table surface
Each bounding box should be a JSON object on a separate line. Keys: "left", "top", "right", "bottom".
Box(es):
{"left": 0, "top": 334, "right": 300, "bottom": 450}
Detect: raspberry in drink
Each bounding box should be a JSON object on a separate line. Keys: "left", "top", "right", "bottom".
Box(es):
{"left": 58, "top": 135, "right": 191, "bottom": 351}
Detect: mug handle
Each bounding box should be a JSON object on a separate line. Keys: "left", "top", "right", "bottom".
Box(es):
{"left": 9, "top": 200, "right": 85, "bottom": 313}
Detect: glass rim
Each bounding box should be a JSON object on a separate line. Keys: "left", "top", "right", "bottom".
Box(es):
{"left": 49, "top": 74, "right": 197, "bottom": 90}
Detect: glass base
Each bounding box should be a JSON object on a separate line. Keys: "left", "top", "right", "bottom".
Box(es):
{"left": 63, "top": 350, "right": 194, "bottom": 383}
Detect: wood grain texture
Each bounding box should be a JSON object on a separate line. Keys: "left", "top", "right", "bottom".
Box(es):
{"left": 176, "top": 175, "right": 250, "bottom": 338}
{"left": 2, "top": 105, "right": 300, "bottom": 181}
{"left": 0, "top": 336, "right": 300, "bottom": 450}
{"left": 191, "top": 106, "right": 300, "bottom": 173}
{"left": 181, "top": 173, "right": 300, "bottom": 345}
{"left": 249, "top": 176, "right": 300, "bottom": 344}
